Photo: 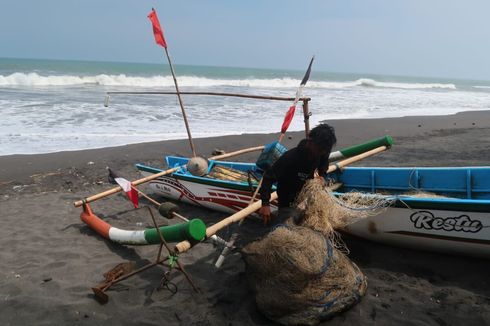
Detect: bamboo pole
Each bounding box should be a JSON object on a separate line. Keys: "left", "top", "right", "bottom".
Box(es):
{"left": 73, "top": 145, "right": 265, "bottom": 207}
{"left": 105, "top": 91, "right": 311, "bottom": 103}
{"left": 302, "top": 99, "right": 311, "bottom": 137}
{"left": 174, "top": 145, "right": 389, "bottom": 254}
{"left": 132, "top": 186, "right": 230, "bottom": 247}
{"left": 162, "top": 47, "right": 196, "bottom": 157}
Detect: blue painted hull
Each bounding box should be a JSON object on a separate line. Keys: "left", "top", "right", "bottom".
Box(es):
{"left": 136, "top": 157, "right": 490, "bottom": 257}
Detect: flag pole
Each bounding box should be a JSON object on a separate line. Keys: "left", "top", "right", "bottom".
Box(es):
{"left": 162, "top": 47, "right": 197, "bottom": 157}
{"left": 278, "top": 56, "right": 315, "bottom": 143}
{"left": 214, "top": 57, "right": 315, "bottom": 268}
{"left": 148, "top": 8, "right": 197, "bottom": 157}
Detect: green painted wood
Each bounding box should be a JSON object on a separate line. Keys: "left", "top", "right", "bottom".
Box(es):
{"left": 144, "top": 219, "right": 206, "bottom": 244}
{"left": 339, "top": 135, "right": 393, "bottom": 159}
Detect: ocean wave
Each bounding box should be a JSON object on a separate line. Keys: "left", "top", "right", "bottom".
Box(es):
{"left": 473, "top": 85, "right": 490, "bottom": 89}
{"left": 352, "top": 78, "right": 456, "bottom": 90}
{"left": 0, "top": 72, "right": 457, "bottom": 90}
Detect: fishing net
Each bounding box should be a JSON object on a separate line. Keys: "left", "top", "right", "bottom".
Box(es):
{"left": 402, "top": 190, "right": 450, "bottom": 199}
{"left": 242, "top": 179, "right": 392, "bottom": 325}
{"left": 295, "top": 179, "right": 393, "bottom": 251}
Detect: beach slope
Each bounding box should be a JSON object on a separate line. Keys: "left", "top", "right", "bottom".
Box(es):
{"left": 0, "top": 111, "right": 489, "bottom": 325}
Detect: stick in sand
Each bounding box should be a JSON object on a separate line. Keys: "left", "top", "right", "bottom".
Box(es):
{"left": 175, "top": 145, "right": 389, "bottom": 254}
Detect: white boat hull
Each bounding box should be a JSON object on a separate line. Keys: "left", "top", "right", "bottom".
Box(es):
{"left": 139, "top": 170, "right": 490, "bottom": 258}
{"left": 140, "top": 172, "right": 274, "bottom": 214}
{"left": 344, "top": 207, "right": 490, "bottom": 257}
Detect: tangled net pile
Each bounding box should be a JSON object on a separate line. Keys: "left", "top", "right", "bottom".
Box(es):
{"left": 242, "top": 179, "right": 392, "bottom": 325}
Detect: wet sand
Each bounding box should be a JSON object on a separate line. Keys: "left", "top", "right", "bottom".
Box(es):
{"left": 0, "top": 111, "right": 489, "bottom": 325}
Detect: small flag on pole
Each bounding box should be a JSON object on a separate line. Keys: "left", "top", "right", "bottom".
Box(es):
{"left": 107, "top": 168, "right": 139, "bottom": 208}
{"left": 148, "top": 8, "right": 167, "bottom": 48}
{"left": 279, "top": 56, "right": 315, "bottom": 136}
{"left": 281, "top": 105, "right": 296, "bottom": 134}
{"left": 300, "top": 56, "right": 314, "bottom": 86}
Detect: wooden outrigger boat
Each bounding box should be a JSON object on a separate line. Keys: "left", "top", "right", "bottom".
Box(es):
{"left": 136, "top": 155, "right": 490, "bottom": 257}
{"left": 135, "top": 135, "right": 393, "bottom": 214}
{"left": 82, "top": 22, "right": 488, "bottom": 258}
{"left": 72, "top": 11, "right": 489, "bottom": 307}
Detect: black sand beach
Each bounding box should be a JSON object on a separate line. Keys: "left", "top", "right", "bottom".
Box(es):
{"left": 1, "top": 111, "right": 489, "bottom": 325}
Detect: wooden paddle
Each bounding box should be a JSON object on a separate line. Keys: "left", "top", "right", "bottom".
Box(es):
{"left": 174, "top": 145, "right": 389, "bottom": 254}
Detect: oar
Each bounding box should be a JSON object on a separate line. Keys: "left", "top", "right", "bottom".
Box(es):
{"left": 73, "top": 145, "right": 265, "bottom": 207}
{"left": 175, "top": 145, "right": 389, "bottom": 254}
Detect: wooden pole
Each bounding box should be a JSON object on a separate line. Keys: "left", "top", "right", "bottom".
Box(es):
{"left": 175, "top": 192, "right": 278, "bottom": 253}
{"left": 174, "top": 145, "right": 389, "bottom": 254}
{"left": 302, "top": 99, "right": 311, "bottom": 137}
{"left": 73, "top": 145, "right": 265, "bottom": 207}
{"left": 106, "top": 91, "right": 311, "bottom": 103}
{"left": 163, "top": 47, "right": 196, "bottom": 157}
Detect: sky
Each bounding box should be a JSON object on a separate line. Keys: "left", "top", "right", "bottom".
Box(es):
{"left": 1, "top": 0, "right": 490, "bottom": 80}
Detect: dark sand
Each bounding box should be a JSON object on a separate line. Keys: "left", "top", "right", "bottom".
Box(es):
{"left": 0, "top": 111, "right": 489, "bottom": 325}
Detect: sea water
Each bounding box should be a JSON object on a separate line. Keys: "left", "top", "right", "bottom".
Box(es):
{"left": 1, "top": 57, "right": 489, "bottom": 156}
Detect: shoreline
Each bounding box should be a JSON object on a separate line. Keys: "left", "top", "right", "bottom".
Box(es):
{"left": 3, "top": 109, "right": 489, "bottom": 156}
{"left": 2, "top": 110, "right": 490, "bottom": 186}
{"left": 0, "top": 110, "right": 489, "bottom": 325}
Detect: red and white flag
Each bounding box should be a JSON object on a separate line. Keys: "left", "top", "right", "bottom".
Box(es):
{"left": 279, "top": 56, "right": 315, "bottom": 136}
{"left": 108, "top": 168, "right": 139, "bottom": 208}
{"left": 148, "top": 8, "right": 167, "bottom": 48}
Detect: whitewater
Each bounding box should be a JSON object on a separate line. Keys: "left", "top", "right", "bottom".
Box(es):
{"left": 1, "top": 58, "right": 489, "bottom": 156}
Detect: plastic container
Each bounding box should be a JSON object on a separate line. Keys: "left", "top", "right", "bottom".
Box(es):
{"left": 256, "top": 141, "right": 287, "bottom": 171}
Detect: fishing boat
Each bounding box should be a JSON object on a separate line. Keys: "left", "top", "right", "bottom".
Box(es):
{"left": 136, "top": 156, "right": 490, "bottom": 257}
{"left": 135, "top": 135, "right": 393, "bottom": 213}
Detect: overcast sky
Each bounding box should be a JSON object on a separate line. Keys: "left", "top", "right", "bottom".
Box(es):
{"left": 1, "top": 0, "right": 489, "bottom": 80}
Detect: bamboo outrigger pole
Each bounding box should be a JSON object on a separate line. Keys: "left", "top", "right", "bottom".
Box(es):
{"left": 105, "top": 91, "right": 311, "bottom": 103}
{"left": 73, "top": 145, "right": 265, "bottom": 207}
{"left": 148, "top": 8, "right": 196, "bottom": 157}
{"left": 74, "top": 135, "right": 393, "bottom": 208}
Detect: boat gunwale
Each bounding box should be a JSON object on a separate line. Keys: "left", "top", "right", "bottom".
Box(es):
{"left": 136, "top": 160, "right": 490, "bottom": 213}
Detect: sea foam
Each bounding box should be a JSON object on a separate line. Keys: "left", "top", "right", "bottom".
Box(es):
{"left": 0, "top": 72, "right": 457, "bottom": 90}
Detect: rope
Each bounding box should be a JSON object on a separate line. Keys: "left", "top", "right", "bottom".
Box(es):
{"left": 158, "top": 253, "right": 179, "bottom": 295}
{"left": 168, "top": 253, "right": 179, "bottom": 268}
{"left": 158, "top": 272, "right": 178, "bottom": 295}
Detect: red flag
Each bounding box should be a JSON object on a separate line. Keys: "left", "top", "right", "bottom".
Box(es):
{"left": 281, "top": 105, "right": 296, "bottom": 134}
{"left": 116, "top": 177, "right": 139, "bottom": 209}
{"left": 148, "top": 8, "right": 167, "bottom": 48}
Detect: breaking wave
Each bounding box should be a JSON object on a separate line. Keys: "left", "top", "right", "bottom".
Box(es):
{"left": 0, "top": 72, "right": 457, "bottom": 90}
{"left": 353, "top": 78, "right": 456, "bottom": 90}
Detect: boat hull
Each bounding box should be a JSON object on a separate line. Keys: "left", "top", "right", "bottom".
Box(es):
{"left": 139, "top": 171, "right": 271, "bottom": 215}
{"left": 136, "top": 160, "right": 490, "bottom": 257}
{"left": 344, "top": 206, "right": 489, "bottom": 257}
